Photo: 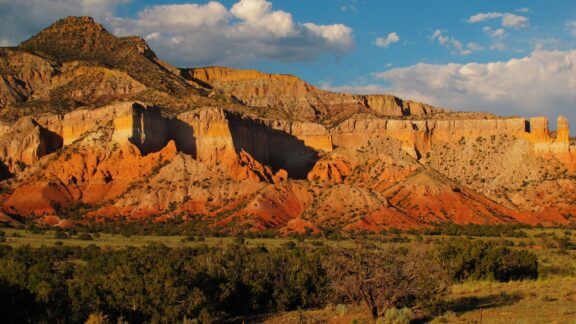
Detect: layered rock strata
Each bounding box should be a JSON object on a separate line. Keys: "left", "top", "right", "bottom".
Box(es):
{"left": 186, "top": 67, "right": 446, "bottom": 122}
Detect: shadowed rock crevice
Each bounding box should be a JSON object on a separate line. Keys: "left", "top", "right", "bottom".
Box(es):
{"left": 0, "top": 160, "right": 13, "bottom": 180}
{"left": 128, "top": 103, "right": 169, "bottom": 155}
{"left": 36, "top": 121, "right": 63, "bottom": 155}
{"left": 167, "top": 118, "right": 197, "bottom": 159}
{"left": 227, "top": 112, "right": 319, "bottom": 179}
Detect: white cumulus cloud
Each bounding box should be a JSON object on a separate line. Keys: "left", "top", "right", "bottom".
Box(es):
{"left": 431, "top": 30, "right": 481, "bottom": 56}
{"left": 490, "top": 42, "right": 507, "bottom": 51}
{"left": 487, "top": 27, "right": 506, "bottom": 39}
{"left": 340, "top": 5, "right": 357, "bottom": 13}
{"left": 108, "top": 0, "right": 354, "bottom": 66}
{"left": 372, "top": 50, "right": 576, "bottom": 125}
{"left": 374, "top": 32, "right": 400, "bottom": 48}
{"left": 468, "top": 12, "right": 529, "bottom": 29}
{"left": 0, "top": 0, "right": 354, "bottom": 66}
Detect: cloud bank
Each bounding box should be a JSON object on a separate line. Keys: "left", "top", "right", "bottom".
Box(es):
{"left": 108, "top": 0, "right": 355, "bottom": 66}
{"left": 326, "top": 50, "right": 576, "bottom": 127}
{"left": 373, "top": 50, "right": 576, "bottom": 125}
{"left": 0, "top": 0, "right": 354, "bottom": 66}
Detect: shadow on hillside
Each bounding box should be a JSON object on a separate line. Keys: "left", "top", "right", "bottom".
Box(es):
{"left": 124, "top": 104, "right": 317, "bottom": 179}
{"left": 414, "top": 291, "right": 524, "bottom": 323}
{"left": 445, "top": 291, "right": 524, "bottom": 314}
{"left": 227, "top": 112, "right": 319, "bottom": 180}
{"left": 34, "top": 119, "right": 63, "bottom": 155}
{"left": 179, "top": 69, "right": 214, "bottom": 90}
{"left": 126, "top": 103, "right": 198, "bottom": 158}
{"left": 0, "top": 161, "right": 14, "bottom": 181}
{"left": 168, "top": 118, "right": 197, "bottom": 158}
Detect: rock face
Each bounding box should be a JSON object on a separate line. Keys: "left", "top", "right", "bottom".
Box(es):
{"left": 0, "top": 116, "right": 61, "bottom": 176}
{"left": 186, "top": 67, "right": 446, "bottom": 123}
{"left": 363, "top": 95, "right": 442, "bottom": 116}
{"left": 0, "top": 48, "right": 58, "bottom": 108}
{"left": 18, "top": 16, "right": 196, "bottom": 97}
{"left": 0, "top": 16, "right": 574, "bottom": 232}
{"left": 331, "top": 115, "right": 576, "bottom": 163}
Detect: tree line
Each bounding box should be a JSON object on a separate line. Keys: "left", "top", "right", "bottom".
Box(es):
{"left": 0, "top": 238, "right": 539, "bottom": 323}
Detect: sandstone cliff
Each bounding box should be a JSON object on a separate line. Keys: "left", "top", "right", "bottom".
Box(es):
{"left": 186, "top": 66, "right": 447, "bottom": 123}
{"left": 330, "top": 114, "right": 576, "bottom": 164}
{"left": 0, "top": 16, "right": 574, "bottom": 233}
{"left": 1, "top": 100, "right": 573, "bottom": 229}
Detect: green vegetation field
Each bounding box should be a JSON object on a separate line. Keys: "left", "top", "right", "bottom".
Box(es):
{"left": 1, "top": 228, "right": 295, "bottom": 248}
{"left": 0, "top": 225, "right": 575, "bottom": 323}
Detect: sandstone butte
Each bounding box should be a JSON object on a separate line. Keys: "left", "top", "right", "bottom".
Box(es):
{"left": 0, "top": 16, "right": 574, "bottom": 233}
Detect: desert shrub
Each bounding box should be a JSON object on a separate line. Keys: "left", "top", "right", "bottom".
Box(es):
{"left": 233, "top": 235, "right": 245, "bottom": 245}
{"left": 0, "top": 244, "right": 329, "bottom": 323}
{"left": 54, "top": 230, "right": 68, "bottom": 240}
{"left": 377, "top": 307, "right": 415, "bottom": 324}
{"left": 0, "top": 240, "right": 461, "bottom": 323}
{"left": 336, "top": 304, "right": 347, "bottom": 316}
{"left": 424, "top": 224, "right": 528, "bottom": 238}
{"left": 436, "top": 239, "right": 538, "bottom": 282}
{"left": 182, "top": 235, "right": 196, "bottom": 242}
{"left": 76, "top": 233, "right": 93, "bottom": 241}
{"left": 310, "top": 240, "right": 324, "bottom": 247}
{"left": 85, "top": 312, "right": 109, "bottom": 324}
{"left": 324, "top": 243, "right": 449, "bottom": 319}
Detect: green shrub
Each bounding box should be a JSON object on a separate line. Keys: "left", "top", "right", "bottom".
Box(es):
{"left": 377, "top": 307, "right": 414, "bottom": 324}
{"left": 336, "top": 304, "right": 347, "bottom": 317}
{"left": 436, "top": 239, "right": 538, "bottom": 282}
{"left": 325, "top": 244, "right": 449, "bottom": 319}
{"left": 54, "top": 230, "right": 68, "bottom": 240}
{"left": 282, "top": 241, "right": 296, "bottom": 250}
{"left": 182, "top": 235, "right": 196, "bottom": 242}
{"left": 76, "top": 233, "right": 93, "bottom": 241}
{"left": 85, "top": 312, "right": 109, "bottom": 324}
{"left": 310, "top": 240, "right": 324, "bottom": 247}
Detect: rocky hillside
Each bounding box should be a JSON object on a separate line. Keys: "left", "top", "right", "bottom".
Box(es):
{"left": 185, "top": 67, "right": 447, "bottom": 123}
{"left": 0, "top": 16, "right": 574, "bottom": 233}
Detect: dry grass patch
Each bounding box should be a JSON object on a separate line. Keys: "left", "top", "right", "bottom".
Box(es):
{"left": 431, "top": 277, "right": 576, "bottom": 323}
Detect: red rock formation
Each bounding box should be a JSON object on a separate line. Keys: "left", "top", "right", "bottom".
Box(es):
{"left": 279, "top": 219, "right": 320, "bottom": 235}
{"left": 0, "top": 16, "right": 574, "bottom": 232}
{"left": 307, "top": 160, "right": 351, "bottom": 183}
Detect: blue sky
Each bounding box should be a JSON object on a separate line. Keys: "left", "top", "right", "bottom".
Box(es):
{"left": 0, "top": 0, "right": 575, "bottom": 128}
{"left": 245, "top": 0, "right": 576, "bottom": 84}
